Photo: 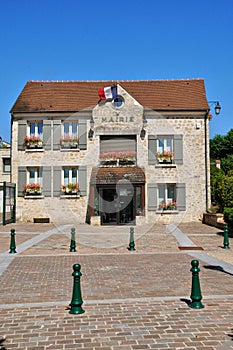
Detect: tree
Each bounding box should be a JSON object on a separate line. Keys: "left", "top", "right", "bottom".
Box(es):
{"left": 210, "top": 128, "right": 233, "bottom": 163}
{"left": 210, "top": 129, "right": 233, "bottom": 214}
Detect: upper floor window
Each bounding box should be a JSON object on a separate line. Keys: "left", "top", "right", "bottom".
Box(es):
{"left": 61, "top": 167, "right": 79, "bottom": 194}
{"left": 112, "top": 96, "right": 124, "bottom": 108}
{"left": 29, "top": 121, "right": 43, "bottom": 138}
{"left": 3, "top": 158, "right": 11, "bottom": 173}
{"left": 99, "top": 135, "right": 136, "bottom": 167}
{"left": 24, "top": 121, "right": 43, "bottom": 149}
{"left": 156, "top": 137, "right": 173, "bottom": 163}
{"left": 148, "top": 134, "right": 183, "bottom": 165}
{"left": 60, "top": 121, "right": 79, "bottom": 149}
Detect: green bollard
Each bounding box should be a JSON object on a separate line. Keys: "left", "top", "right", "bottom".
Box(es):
{"left": 189, "top": 260, "right": 204, "bottom": 309}
{"left": 9, "top": 228, "right": 17, "bottom": 254}
{"left": 223, "top": 225, "right": 230, "bottom": 249}
{"left": 70, "top": 227, "right": 76, "bottom": 252}
{"left": 69, "top": 264, "right": 85, "bottom": 315}
{"left": 127, "top": 227, "right": 136, "bottom": 251}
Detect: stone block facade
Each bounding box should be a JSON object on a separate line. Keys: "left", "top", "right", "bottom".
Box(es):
{"left": 10, "top": 79, "right": 210, "bottom": 225}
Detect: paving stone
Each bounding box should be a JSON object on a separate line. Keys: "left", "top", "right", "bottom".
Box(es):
{"left": 1, "top": 222, "right": 233, "bottom": 349}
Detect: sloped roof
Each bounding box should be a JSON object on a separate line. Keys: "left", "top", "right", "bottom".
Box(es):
{"left": 11, "top": 79, "right": 209, "bottom": 113}
{"left": 90, "top": 167, "right": 145, "bottom": 185}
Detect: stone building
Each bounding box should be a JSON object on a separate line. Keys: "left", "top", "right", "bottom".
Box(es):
{"left": 0, "top": 140, "right": 11, "bottom": 183}
{"left": 10, "top": 79, "right": 210, "bottom": 225}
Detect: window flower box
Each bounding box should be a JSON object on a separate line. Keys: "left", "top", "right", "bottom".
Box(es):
{"left": 99, "top": 151, "right": 136, "bottom": 165}
{"left": 61, "top": 183, "right": 79, "bottom": 194}
{"left": 24, "top": 136, "right": 43, "bottom": 149}
{"left": 23, "top": 183, "right": 42, "bottom": 195}
{"left": 156, "top": 151, "right": 173, "bottom": 163}
{"left": 60, "top": 136, "right": 79, "bottom": 149}
{"left": 159, "top": 201, "right": 177, "bottom": 211}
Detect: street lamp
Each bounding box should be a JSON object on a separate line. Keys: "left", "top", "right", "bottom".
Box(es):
{"left": 204, "top": 100, "right": 221, "bottom": 212}
{"left": 208, "top": 101, "right": 221, "bottom": 115}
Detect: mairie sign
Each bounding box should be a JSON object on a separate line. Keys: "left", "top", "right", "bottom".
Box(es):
{"left": 101, "top": 116, "right": 134, "bottom": 123}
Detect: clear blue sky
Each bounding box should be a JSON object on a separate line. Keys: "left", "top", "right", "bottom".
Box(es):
{"left": 0, "top": 0, "right": 232, "bottom": 142}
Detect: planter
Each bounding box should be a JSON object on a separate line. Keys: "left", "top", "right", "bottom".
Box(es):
{"left": 158, "top": 158, "right": 172, "bottom": 164}
{"left": 25, "top": 191, "right": 42, "bottom": 196}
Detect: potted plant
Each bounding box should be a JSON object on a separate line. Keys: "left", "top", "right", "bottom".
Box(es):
{"left": 24, "top": 135, "right": 43, "bottom": 149}
{"left": 156, "top": 151, "right": 173, "bottom": 163}
{"left": 61, "top": 183, "right": 79, "bottom": 194}
{"left": 70, "top": 136, "right": 79, "bottom": 148}
{"left": 60, "top": 136, "right": 79, "bottom": 149}
{"left": 23, "top": 183, "right": 42, "bottom": 195}
{"left": 159, "top": 201, "right": 177, "bottom": 210}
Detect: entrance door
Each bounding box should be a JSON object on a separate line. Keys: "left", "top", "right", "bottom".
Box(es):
{"left": 100, "top": 186, "right": 135, "bottom": 225}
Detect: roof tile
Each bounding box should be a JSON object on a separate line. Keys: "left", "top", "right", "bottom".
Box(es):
{"left": 11, "top": 79, "right": 209, "bottom": 113}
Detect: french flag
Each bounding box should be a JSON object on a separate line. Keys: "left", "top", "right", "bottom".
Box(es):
{"left": 98, "top": 85, "right": 118, "bottom": 100}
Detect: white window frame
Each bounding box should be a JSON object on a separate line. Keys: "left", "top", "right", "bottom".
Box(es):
{"left": 157, "top": 136, "right": 173, "bottom": 153}
{"left": 158, "top": 183, "right": 176, "bottom": 210}
{"left": 62, "top": 167, "right": 79, "bottom": 185}
{"left": 27, "top": 167, "right": 42, "bottom": 185}
{"left": 28, "top": 121, "right": 43, "bottom": 139}
{"left": 62, "top": 121, "right": 78, "bottom": 138}
{"left": 3, "top": 158, "right": 11, "bottom": 173}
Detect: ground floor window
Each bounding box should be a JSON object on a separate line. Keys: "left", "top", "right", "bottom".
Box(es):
{"left": 28, "top": 167, "right": 42, "bottom": 184}
{"left": 23, "top": 167, "right": 42, "bottom": 194}
{"left": 2, "top": 157, "right": 11, "bottom": 173}
{"left": 135, "top": 186, "right": 143, "bottom": 215}
{"left": 61, "top": 167, "right": 79, "bottom": 193}
{"left": 158, "top": 184, "right": 176, "bottom": 210}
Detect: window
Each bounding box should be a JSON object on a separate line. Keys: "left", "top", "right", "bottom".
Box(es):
{"left": 3, "top": 158, "right": 11, "bottom": 173}
{"left": 63, "top": 167, "right": 78, "bottom": 185}
{"left": 28, "top": 167, "right": 42, "bottom": 184}
{"left": 135, "top": 186, "right": 143, "bottom": 215}
{"left": 24, "top": 167, "right": 42, "bottom": 194}
{"left": 156, "top": 137, "right": 173, "bottom": 163}
{"left": 99, "top": 135, "right": 136, "bottom": 166}
{"left": 60, "top": 121, "right": 79, "bottom": 148}
{"left": 61, "top": 167, "right": 79, "bottom": 193}
{"left": 112, "top": 96, "right": 124, "bottom": 108}
{"left": 158, "top": 184, "right": 176, "bottom": 210}
{"left": 29, "top": 121, "right": 43, "bottom": 138}
{"left": 24, "top": 121, "right": 44, "bottom": 149}
{"left": 148, "top": 134, "right": 183, "bottom": 165}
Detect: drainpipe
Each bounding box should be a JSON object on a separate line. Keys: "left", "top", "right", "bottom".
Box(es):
{"left": 204, "top": 109, "right": 210, "bottom": 211}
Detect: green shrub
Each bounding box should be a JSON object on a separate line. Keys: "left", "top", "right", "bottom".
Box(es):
{"left": 223, "top": 207, "right": 233, "bottom": 227}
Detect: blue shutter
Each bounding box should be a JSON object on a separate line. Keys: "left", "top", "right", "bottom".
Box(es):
{"left": 147, "top": 183, "right": 158, "bottom": 211}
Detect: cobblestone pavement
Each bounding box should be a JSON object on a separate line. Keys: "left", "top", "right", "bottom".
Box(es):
{"left": 0, "top": 222, "right": 233, "bottom": 349}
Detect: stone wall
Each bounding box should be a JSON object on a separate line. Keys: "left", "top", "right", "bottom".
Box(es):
{"left": 11, "top": 85, "right": 209, "bottom": 224}
{"left": 203, "top": 212, "right": 225, "bottom": 229}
